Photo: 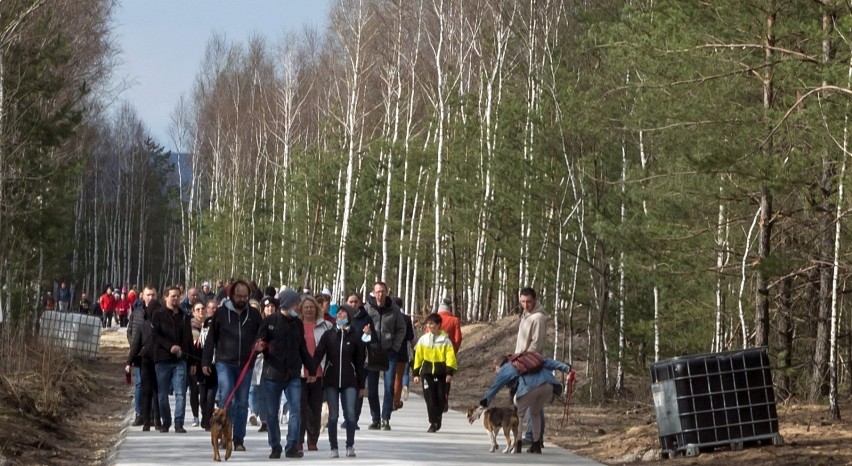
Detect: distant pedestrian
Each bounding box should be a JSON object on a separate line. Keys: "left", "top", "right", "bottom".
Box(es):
{"left": 58, "top": 282, "right": 71, "bottom": 312}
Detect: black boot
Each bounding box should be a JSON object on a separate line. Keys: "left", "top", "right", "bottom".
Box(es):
{"left": 515, "top": 440, "right": 523, "bottom": 453}
{"left": 529, "top": 440, "right": 542, "bottom": 454}
{"left": 132, "top": 414, "right": 144, "bottom": 426}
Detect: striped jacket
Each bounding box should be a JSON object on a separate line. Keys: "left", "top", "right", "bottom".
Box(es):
{"left": 412, "top": 329, "right": 458, "bottom": 377}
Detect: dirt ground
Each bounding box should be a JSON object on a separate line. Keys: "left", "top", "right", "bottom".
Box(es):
{"left": 1, "top": 317, "right": 850, "bottom": 465}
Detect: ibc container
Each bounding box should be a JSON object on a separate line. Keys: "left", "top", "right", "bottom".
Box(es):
{"left": 649, "top": 347, "right": 783, "bottom": 459}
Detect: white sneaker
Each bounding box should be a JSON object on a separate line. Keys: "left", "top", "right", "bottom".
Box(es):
{"left": 330, "top": 449, "right": 339, "bottom": 458}
{"left": 346, "top": 447, "right": 356, "bottom": 457}
{"left": 402, "top": 386, "right": 409, "bottom": 401}
{"left": 191, "top": 417, "right": 199, "bottom": 427}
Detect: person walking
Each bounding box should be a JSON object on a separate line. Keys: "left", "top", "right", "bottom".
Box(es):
{"left": 255, "top": 288, "right": 316, "bottom": 459}
{"left": 412, "top": 313, "right": 457, "bottom": 432}
{"left": 125, "top": 286, "right": 162, "bottom": 431}
{"left": 312, "top": 305, "right": 366, "bottom": 458}
{"left": 201, "top": 280, "right": 263, "bottom": 452}
{"left": 479, "top": 352, "right": 571, "bottom": 454}
{"left": 151, "top": 286, "right": 193, "bottom": 433}
{"left": 297, "top": 295, "right": 333, "bottom": 451}
{"left": 362, "top": 281, "right": 407, "bottom": 431}
{"left": 197, "top": 299, "right": 218, "bottom": 431}
{"left": 58, "top": 282, "right": 71, "bottom": 312}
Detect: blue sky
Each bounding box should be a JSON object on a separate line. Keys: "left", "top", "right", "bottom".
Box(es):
{"left": 111, "top": 0, "right": 332, "bottom": 152}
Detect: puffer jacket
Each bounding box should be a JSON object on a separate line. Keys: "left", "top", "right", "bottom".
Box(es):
{"left": 412, "top": 329, "right": 457, "bottom": 377}
{"left": 313, "top": 325, "right": 366, "bottom": 389}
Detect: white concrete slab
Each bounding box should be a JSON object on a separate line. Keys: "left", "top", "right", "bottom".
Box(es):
{"left": 111, "top": 388, "right": 602, "bottom": 465}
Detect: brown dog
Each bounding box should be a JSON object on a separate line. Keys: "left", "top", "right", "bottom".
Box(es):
{"left": 210, "top": 408, "right": 233, "bottom": 461}
{"left": 467, "top": 405, "right": 519, "bottom": 453}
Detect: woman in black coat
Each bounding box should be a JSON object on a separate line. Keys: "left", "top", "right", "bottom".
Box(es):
{"left": 312, "top": 305, "right": 367, "bottom": 458}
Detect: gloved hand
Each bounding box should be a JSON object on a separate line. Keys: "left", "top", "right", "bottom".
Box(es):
{"left": 479, "top": 397, "right": 488, "bottom": 408}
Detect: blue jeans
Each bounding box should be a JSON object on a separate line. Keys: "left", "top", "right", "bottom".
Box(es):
{"left": 367, "top": 349, "right": 398, "bottom": 422}
{"left": 216, "top": 361, "right": 253, "bottom": 444}
{"left": 325, "top": 386, "right": 357, "bottom": 449}
{"left": 155, "top": 359, "right": 187, "bottom": 428}
{"left": 133, "top": 366, "right": 142, "bottom": 415}
{"left": 263, "top": 378, "right": 301, "bottom": 451}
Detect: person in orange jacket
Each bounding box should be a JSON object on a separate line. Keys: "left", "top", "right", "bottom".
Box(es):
{"left": 437, "top": 299, "right": 462, "bottom": 354}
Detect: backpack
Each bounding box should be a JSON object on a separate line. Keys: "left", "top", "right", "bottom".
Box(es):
{"left": 508, "top": 351, "right": 545, "bottom": 375}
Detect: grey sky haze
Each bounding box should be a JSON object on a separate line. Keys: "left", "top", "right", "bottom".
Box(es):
{"left": 112, "top": 0, "right": 331, "bottom": 152}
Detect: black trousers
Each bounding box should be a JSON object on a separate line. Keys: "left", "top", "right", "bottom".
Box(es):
{"left": 139, "top": 358, "right": 160, "bottom": 426}
{"left": 299, "top": 377, "right": 324, "bottom": 446}
{"left": 421, "top": 374, "right": 448, "bottom": 427}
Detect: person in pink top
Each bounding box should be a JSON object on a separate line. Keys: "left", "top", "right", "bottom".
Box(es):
{"left": 298, "top": 295, "right": 333, "bottom": 451}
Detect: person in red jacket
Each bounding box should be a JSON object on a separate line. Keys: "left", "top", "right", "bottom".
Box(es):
{"left": 116, "top": 291, "right": 131, "bottom": 327}
{"left": 100, "top": 286, "right": 117, "bottom": 328}
{"left": 437, "top": 299, "right": 462, "bottom": 354}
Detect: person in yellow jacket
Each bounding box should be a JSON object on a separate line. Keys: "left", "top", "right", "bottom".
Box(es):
{"left": 412, "top": 313, "right": 458, "bottom": 432}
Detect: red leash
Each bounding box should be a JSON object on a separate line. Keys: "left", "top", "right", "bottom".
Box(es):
{"left": 560, "top": 369, "right": 576, "bottom": 427}
{"left": 222, "top": 347, "right": 257, "bottom": 410}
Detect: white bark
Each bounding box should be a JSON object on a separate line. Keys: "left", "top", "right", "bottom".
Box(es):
{"left": 738, "top": 207, "right": 761, "bottom": 348}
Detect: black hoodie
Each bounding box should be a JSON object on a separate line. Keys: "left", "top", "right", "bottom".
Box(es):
{"left": 202, "top": 301, "right": 263, "bottom": 369}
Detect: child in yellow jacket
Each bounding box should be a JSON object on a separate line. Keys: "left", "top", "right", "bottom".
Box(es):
{"left": 412, "top": 313, "right": 458, "bottom": 432}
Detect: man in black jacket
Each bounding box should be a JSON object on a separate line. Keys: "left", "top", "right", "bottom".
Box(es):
{"left": 151, "top": 285, "right": 194, "bottom": 433}
{"left": 255, "top": 288, "right": 317, "bottom": 459}
{"left": 125, "top": 286, "right": 162, "bottom": 431}
{"left": 201, "top": 280, "right": 262, "bottom": 451}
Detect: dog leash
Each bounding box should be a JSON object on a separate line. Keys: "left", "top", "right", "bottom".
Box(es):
{"left": 222, "top": 347, "right": 257, "bottom": 410}
{"left": 559, "top": 369, "right": 576, "bottom": 427}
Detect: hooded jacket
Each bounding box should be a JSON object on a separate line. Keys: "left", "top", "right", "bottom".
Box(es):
{"left": 514, "top": 301, "right": 549, "bottom": 354}
{"left": 363, "top": 295, "right": 406, "bottom": 353}
{"left": 257, "top": 311, "right": 316, "bottom": 382}
{"left": 313, "top": 324, "right": 366, "bottom": 390}
{"left": 201, "top": 300, "right": 263, "bottom": 369}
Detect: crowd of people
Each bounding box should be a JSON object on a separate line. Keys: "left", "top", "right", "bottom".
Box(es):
{"left": 116, "top": 278, "right": 569, "bottom": 460}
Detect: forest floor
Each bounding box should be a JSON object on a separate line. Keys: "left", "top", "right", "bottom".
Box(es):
{"left": 0, "top": 316, "right": 850, "bottom": 465}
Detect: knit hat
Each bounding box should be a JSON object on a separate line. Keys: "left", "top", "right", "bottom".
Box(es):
{"left": 261, "top": 296, "right": 279, "bottom": 309}
{"left": 278, "top": 288, "right": 302, "bottom": 310}
{"left": 202, "top": 281, "right": 210, "bottom": 288}
{"left": 321, "top": 287, "right": 332, "bottom": 298}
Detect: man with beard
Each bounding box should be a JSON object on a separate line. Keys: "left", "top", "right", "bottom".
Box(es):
{"left": 362, "top": 281, "right": 407, "bottom": 431}
{"left": 202, "top": 280, "right": 263, "bottom": 452}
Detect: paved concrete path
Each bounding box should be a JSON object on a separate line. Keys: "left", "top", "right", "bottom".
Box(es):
{"left": 112, "top": 389, "right": 602, "bottom": 465}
